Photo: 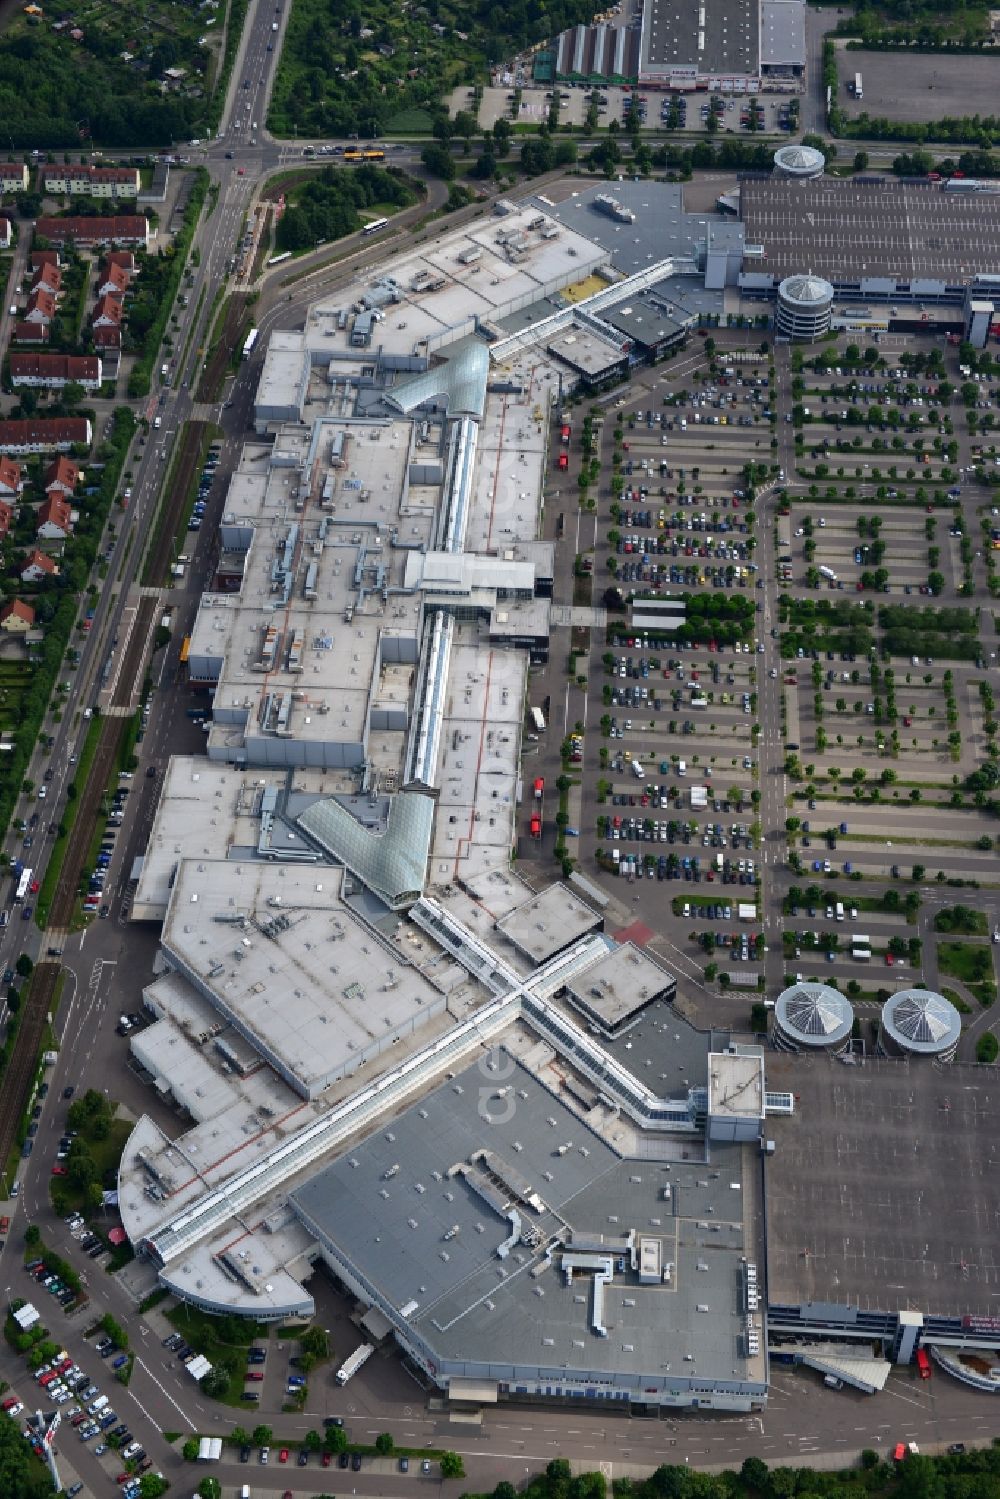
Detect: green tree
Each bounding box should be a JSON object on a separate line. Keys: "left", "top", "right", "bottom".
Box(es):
{"left": 251, "top": 1425, "right": 272, "bottom": 1446}
{"left": 977, "top": 1033, "right": 998, "bottom": 1063}
{"left": 300, "top": 1326, "right": 330, "bottom": 1360}
{"left": 323, "top": 1425, "right": 348, "bottom": 1454}
{"left": 14, "top": 954, "right": 32, "bottom": 978}
{"left": 197, "top": 1480, "right": 221, "bottom": 1499}
{"left": 230, "top": 1426, "right": 250, "bottom": 1446}
{"left": 375, "top": 1432, "right": 394, "bottom": 1454}
{"left": 741, "top": 1458, "right": 769, "bottom": 1490}
{"left": 440, "top": 1451, "right": 466, "bottom": 1479}
{"left": 304, "top": 1429, "right": 323, "bottom": 1451}
{"left": 421, "top": 142, "right": 456, "bottom": 180}
{"left": 182, "top": 1438, "right": 200, "bottom": 1461}
{"left": 140, "top": 1476, "right": 169, "bottom": 1499}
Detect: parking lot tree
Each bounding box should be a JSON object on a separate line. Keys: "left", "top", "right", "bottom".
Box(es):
{"left": 324, "top": 1425, "right": 348, "bottom": 1455}
{"left": 704, "top": 963, "right": 718, "bottom": 982}
{"left": 977, "top": 1033, "right": 999, "bottom": 1064}
{"left": 304, "top": 1429, "right": 323, "bottom": 1451}
{"left": 197, "top": 1480, "right": 222, "bottom": 1499}
{"left": 375, "top": 1432, "right": 395, "bottom": 1455}
{"left": 251, "top": 1426, "right": 272, "bottom": 1447}
{"left": 182, "top": 1438, "right": 200, "bottom": 1461}
{"left": 441, "top": 1453, "right": 466, "bottom": 1481}
{"left": 67, "top": 1142, "right": 97, "bottom": 1191}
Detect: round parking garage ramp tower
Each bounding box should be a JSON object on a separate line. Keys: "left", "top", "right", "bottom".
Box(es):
{"left": 776, "top": 274, "right": 835, "bottom": 342}
{"left": 774, "top": 982, "right": 853, "bottom": 1054}
{"left": 878, "top": 988, "right": 961, "bottom": 1061}
{"left": 773, "top": 144, "right": 826, "bottom": 181}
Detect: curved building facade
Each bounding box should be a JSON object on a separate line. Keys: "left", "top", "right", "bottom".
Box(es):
{"left": 774, "top": 981, "right": 853, "bottom": 1053}
{"left": 773, "top": 144, "right": 826, "bottom": 181}
{"left": 776, "top": 274, "right": 835, "bottom": 341}
{"left": 878, "top": 988, "right": 961, "bottom": 1061}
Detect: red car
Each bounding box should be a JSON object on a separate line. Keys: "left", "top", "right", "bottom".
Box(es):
{"left": 885, "top": 953, "right": 895, "bottom": 967}
{"left": 51, "top": 1165, "right": 67, "bottom": 1176}
{"left": 246, "top": 1371, "right": 264, "bottom": 1381}
{"left": 322, "top": 1452, "right": 332, "bottom": 1467}
{"left": 279, "top": 1448, "right": 289, "bottom": 1463}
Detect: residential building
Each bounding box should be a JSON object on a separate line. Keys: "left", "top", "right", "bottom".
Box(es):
{"left": 38, "top": 164, "right": 140, "bottom": 199}
{"left": 91, "top": 293, "right": 123, "bottom": 331}
{"left": 0, "top": 217, "right": 11, "bottom": 250}
{"left": 10, "top": 354, "right": 101, "bottom": 392}
{"left": 44, "top": 457, "right": 80, "bottom": 496}
{"left": 0, "top": 599, "right": 35, "bottom": 633}
{"left": 0, "top": 418, "right": 91, "bottom": 455}
{"left": 29, "top": 251, "right": 60, "bottom": 272}
{"left": 96, "top": 262, "right": 129, "bottom": 298}
{"left": 36, "top": 494, "right": 73, "bottom": 541}
{"left": 11, "top": 321, "right": 48, "bottom": 344}
{"left": 0, "top": 501, "right": 14, "bottom": 542}
{"left": 30, "top": 262, "right": 61, "bottom": 295}
{"left": 20, "top": 549, "right": 59, "bottom": 583}
{"left": 0, "top": 457, "right": 23, "bottom": 498}
{"left": 91, "top": 324, "right": 120, "bottom": 351}
{"left": 35, "top": 215, "right": 149, "bottom": 249}
{"left": 24, "top": 288, "right": 57, "bottom": 326}
{"left": 0, "top": 163, "right": 28, "bottom": 193}
{"left": 104, "top": 250, "right": 135, "bottom": 275}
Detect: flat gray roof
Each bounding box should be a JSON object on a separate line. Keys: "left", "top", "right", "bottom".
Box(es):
{"left": 765, "top": 1051, "right": 1000, "bottom": 1318}
{"left": 642, "top": 0, "right": 760, "bottom": 77}
{"left": 497, "top": 882, "right": 604, "bottom": 963}
{"left": 601, "top": 1002, "right": 721, "bottom": 1098}
{"left": 547, "top": 185, "right": 743, "bottom": 280}
{"left": 761, "top": 0, "right": 805, "bottom": 66}
{"left": 563, "top": 942, "right": 675, "bottom": 1032}
{"left": 161, "top": 860, "right": 454, "bottom": 1097}
{"left": 291, "top": 1054, "right": 762, "bottom": 1384}
{"left": 741, "top": 178, "right": 1000, "bottom": 284}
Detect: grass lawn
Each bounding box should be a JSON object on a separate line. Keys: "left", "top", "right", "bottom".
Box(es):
{"left": 384, "top": 107, "right": 434, "bottom": 133}
{"left": 938, "top": 940, "right": 997, "bottom": 1007}
{"left": 50, "top": 1116, "right": 132, "bottom": 1217}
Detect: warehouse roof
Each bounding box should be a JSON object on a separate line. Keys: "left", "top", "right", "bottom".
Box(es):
{"left": 291, "top": 1054, "right": 764, "bottom": 1385}
{"left": 641, "top": 0, "right": 760, "bottom": 77}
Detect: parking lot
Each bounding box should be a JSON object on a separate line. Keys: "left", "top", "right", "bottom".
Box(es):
{"left": 533, "top": 331, "right": 1000, "bottom": 1039}
{"left": 834, "top": 47, "right": 1000, "bottom": 127}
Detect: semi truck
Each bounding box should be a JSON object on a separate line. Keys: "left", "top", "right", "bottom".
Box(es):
{"left": 854, "top": 72, "right": 863, "bottom": 99}
{"left": 335, "top": 1343, "right": 374, "bottom": 1385}
{"left": 530, "top": 706, "right": 546, "bottom": 732}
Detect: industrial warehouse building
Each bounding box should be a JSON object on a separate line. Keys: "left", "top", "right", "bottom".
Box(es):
{"left": 549, "top": 0, "right": 805, "bottom": 89}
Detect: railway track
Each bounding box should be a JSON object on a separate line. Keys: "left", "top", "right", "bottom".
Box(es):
{"left": 47, "top": 718, "right": 124, "bottom": 932}
{"left": 145, "top": 420, "right": 210, "bottom": 590}
{"left": 0, "top": 960, "right": 59, "bottom": 1181}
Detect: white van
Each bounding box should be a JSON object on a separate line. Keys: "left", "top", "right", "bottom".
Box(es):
{"left": 631, "top": 760, "right": 645, "bottom": 780}
{"left": 153, "top": 416, "right": 162, "bottom": 429}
